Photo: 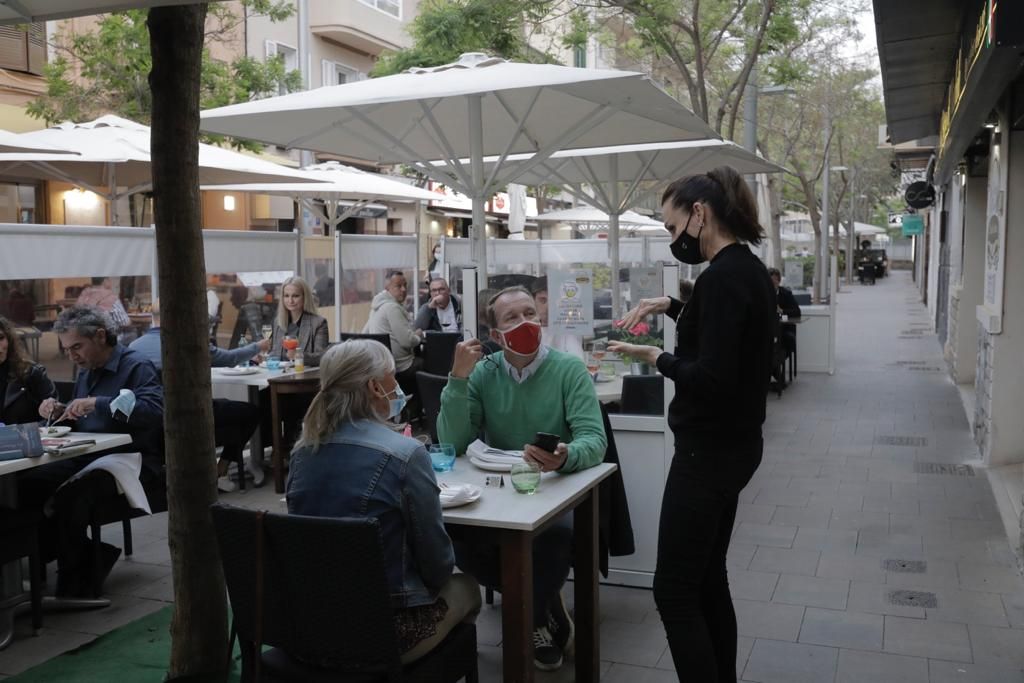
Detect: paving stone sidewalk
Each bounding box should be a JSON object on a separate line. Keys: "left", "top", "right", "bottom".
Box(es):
{"left": 2, "top": 270, "right": 1023, "bottom": 682}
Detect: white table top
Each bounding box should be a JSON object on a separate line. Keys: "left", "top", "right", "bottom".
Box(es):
{"left": 211, "top": 366, "right": 289, "bottom": 389}
{"left": 438, "top": 462, "right": 616, "bottom": 532}
{"left": 594, "top": 375, "right": 623, "bottom": 403}
{"left": 0, "top": 432, "right": 133, "bottom": 478}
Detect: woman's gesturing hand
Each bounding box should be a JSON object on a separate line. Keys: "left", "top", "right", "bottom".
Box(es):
{"left": 614, "top": 296, "right": 671, "bottom": 331}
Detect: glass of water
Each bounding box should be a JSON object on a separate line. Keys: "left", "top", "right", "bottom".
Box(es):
{"left": 510, "top": 461, "right": 541, "bottom": 495}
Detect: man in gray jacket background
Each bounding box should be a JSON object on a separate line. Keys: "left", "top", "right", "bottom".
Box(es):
{"left": 363, "top": 271, "right": 424, "bottom": 413}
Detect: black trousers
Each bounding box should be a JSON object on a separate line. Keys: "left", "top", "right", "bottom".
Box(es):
{"left": 17, "top": 458, "right": 123, "bottom": 593}
{"left": 653, "top": 434, "right": 762, "bottom": 683}
{"left": 213, "top": 398, "right": 260, "bottom": 466}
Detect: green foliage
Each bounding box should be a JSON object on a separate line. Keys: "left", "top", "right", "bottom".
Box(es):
{"left": 372, "top": 0, "right": 557, "bottom": 77}
{"left": 27, "top": 2, "right": 299, "bottom": 150}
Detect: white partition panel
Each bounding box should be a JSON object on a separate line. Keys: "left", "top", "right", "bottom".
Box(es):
{"left": 540, "top": 239, "right": 607, "bottom": 263}
{"left": 203, "top": 229, "right": 299, "bottom": 274}
{"left": 339, "top": 234, "right": 417, "bottom": 270}
{"left": 0, "top": 224, "right": 155, "bottom": 278}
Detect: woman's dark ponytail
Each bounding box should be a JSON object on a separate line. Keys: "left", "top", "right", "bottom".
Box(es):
{"left": 662, "top": 165, "right": 765, "bottom": 245}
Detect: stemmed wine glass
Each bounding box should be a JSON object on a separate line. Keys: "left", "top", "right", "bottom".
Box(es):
{"left": 261, "top": 324, "right": 273, "bottom": 341}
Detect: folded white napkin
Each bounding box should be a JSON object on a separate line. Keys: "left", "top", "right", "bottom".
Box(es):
{"left": 438, "top": 482, "right": 481, "bottom": 507}
{"left": 61, "top": 452, "right": 152, "bottom": 514}
{"left": 466, "top": 439, "right": 523, "bottom": 463}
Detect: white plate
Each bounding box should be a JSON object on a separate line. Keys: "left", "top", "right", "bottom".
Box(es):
{"left": 258, "top": 361, "right": 294, "bottom": 370}
{"left": 469, "top": 456, "right": 515, "bottom": 472}
{"left": 218, "top": 366, "right": 261, "bottom": 376}
{"left": 439, "top": 483, "right": 482, "bottom": 508}
{"left": 39, "top": 425, "right": 71, "bottom": 437}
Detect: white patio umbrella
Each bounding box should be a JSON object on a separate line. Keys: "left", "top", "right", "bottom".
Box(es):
{"left": 536, "top": 205, "right": 665, "bottom": 233}
{"left": 0, "top": 129, "right": 78, "bottom": 154}
{"left": 200, "top": 52, "right": 718, "bottom": 281}
{"left": 833, "top": 222, "right": 887, "bottom": 238}
{"left": 203, "top": 160, "right": 437, "bottom": 233}
{"left": 0, "top": 115, "right": 322, "bottom": 225}
{"left": 478, "top": 138, "right": 783, "bottom": 315}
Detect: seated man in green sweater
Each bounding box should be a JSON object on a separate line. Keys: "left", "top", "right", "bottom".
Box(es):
{"left": 437, "top": 286, "right": 606, "bottom": 672}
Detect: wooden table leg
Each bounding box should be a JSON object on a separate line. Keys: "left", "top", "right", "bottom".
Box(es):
{"left": 574, "top": 488, "right": 600, "bottom": 681}
{"left": 270, "top": 384, "right": 284, "bottom": 494}
{"left": 500, "top": 529, "right": 534, "bottom": 683}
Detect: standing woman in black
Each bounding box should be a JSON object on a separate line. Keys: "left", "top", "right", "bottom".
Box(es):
{"left": 609, "top": 166, "right": 776, "bottom": 682}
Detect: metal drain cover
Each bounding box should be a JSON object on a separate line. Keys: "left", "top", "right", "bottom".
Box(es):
{"left": 887, "top": 590, "right": 937, "bottom": 608}
{"left": 883, "top": 559, "right": 927, "bottom": 573}
{"left": 876, "top": 436, "right": 928, "bottom": 447}
{"left": 913, "top": 462, "right": 975, "bottom": 476}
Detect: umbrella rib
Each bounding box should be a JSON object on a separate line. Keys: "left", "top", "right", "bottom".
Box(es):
{"left": 3, "top": 0, "right": 32, "bottom": 21}
{"left": 627, "top": 148, "right": 716, "bottom": 210}
{"left": 619, "top": 150, "right": 661, "bottom": 212}
{"left": 29, "top": 161, "right": 111, "bottom": 199}
{"left": 413, "top": 101, "right": 473, "bottom": 190}
{"left": 488, "top": 103, "right": 621, "bottom": 191}
{"left": 578, "top": 157, "right": 614, "bottom": 210}
{"left": 286, "top": 109, "right": 365, "bottom": 150}
{"left": 481, "top": 89, "right": 542, "bottom": 195}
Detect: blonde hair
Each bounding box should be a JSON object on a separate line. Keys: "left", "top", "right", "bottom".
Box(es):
{"left": 295, "top": 340, "right": 396, "bottom": 450}
{"left": 276, "top": 276, "right": 319, "bottom": 330}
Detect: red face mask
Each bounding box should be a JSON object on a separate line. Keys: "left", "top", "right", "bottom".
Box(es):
{"left": 497, "top": 320, "right": 543, "bottom": 357}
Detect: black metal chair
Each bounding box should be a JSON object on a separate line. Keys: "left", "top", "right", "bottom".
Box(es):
{"left": 416, "top": 371, "right": 448, "bottom": 445}
{"left": 422, "top": 332, "right": 460, "bottom": 376}
{"left": 210, "top": 504, "right": 479, "bottom": 683}
{"left": 620, "top": 375, "right": 664, "bottom": 415}
{"left": 0, "top": 509, "right": 43, "bottom": 633}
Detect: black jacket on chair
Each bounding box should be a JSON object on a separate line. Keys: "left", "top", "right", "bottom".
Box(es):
{"left": 598, "top": 403, "right": 635, "bottom": 577}
{"left": 1, "top": 364, "right": 56, "bottom": 426}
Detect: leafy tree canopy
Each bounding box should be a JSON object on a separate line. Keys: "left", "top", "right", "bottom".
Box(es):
{"left": 27, "top": 1, "right": 300, "bottom": 150}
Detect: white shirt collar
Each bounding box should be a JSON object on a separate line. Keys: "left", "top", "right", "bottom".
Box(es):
{"left": 502, "top": 345, "right": 549, "bottom": 384}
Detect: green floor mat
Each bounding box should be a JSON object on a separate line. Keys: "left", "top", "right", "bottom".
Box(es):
{"left": 8, "top": 606, "right": 240, "bottom": 683}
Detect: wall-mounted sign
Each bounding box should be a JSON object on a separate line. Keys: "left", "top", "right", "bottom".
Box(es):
{"left": 901, "top": 214, "right": 924, "bottom": 237}
{"left": 887, "top": 212, "right": 904, "bottom": 227}
{"left": 980, "top": 110, "right": 1007, "bottom": 334}
{"left": 548, "top": 268, "right": 594, "bottom": 335}
{"left": 905, "top": 181, "right": 936, "bottom": 209}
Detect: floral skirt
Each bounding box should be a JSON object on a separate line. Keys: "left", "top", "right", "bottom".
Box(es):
{"left": 395, "top": 597, "right": 448, "bottom": 653}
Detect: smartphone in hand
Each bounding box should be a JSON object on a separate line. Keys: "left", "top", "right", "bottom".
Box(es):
{"left": 532, "top": 431, "right": 560, "bottom": 453}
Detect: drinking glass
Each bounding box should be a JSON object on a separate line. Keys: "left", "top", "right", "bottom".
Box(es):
{"left": 261, "top": 324, "right": 273, "bottom": 341}
{"left": 510, "top": 461, "right": 541, "bottom": 495}
{"left": 282, "top": 336, "right": 299, "bottom": 351}
{"left": 591, "top": 339, "right": 607, "bottom": 362}
{"left": 428, "top": 443, "right": 456, "bottom": 472}
{"left": 585, "top": 353, "right": 600, "bottom": 379}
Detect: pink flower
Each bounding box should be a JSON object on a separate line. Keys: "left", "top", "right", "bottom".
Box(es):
{"left": 629, "top": 322, "right": 650, "bottom": 336}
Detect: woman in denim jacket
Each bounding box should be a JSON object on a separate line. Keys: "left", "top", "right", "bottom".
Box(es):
{"left": 286, "top": 340, "right": 481, "bottom": 662}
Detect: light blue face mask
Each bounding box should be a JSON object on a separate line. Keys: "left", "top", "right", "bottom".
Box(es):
{"left": 110, "top": 389, "right": 137, "bottom": 422}
{"left": 380, "top": 383, "right": 407, "bottom": 420}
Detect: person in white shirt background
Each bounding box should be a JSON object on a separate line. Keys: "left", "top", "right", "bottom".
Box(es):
{"left": 530, "top": 276, "right": 584, "bottom": 361}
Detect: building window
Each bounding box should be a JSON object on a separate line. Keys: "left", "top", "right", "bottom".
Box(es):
{"left": 0, "top": 23, "right": 45, "bottom": 75}
{"left": 573, "top": 45, "right": 587, "bottom": 68}
{"left": 265, "top": 41, "right": 298, "bottom": 95}
{"left": 359, "top": 0, "right": 401, "bottom": 19}
{"left": 321, "top": 60, "right": 362, "bottom": 87}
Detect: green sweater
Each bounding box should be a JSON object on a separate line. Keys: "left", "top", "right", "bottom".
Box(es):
{"left": 437, "top": 349, "right": 607, "bottom": 473}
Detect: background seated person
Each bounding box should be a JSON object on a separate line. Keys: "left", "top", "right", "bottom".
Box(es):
{"left": 767, "top": 268, "right": 801, "bottom": 319}
{"left": 227, "top": 284, "right": 263, "bottom": 349}
{"left": 20, "top": 306, "right": 163, "bottom": 597}
{"left": 530, "top": 277, "right": 584, "bottom": 361}
{"left": 436, "top": 286, "right": 607, "bottom": 672}
{"left": 268, "top": 276, "right": 329, "bottom": 367}
{"left": 287, "top": 340, "right": 480, "bottom": 663}
{"left": 0, "top": 315, "right": 56, "bottom": 425}
{"left": 76, "top": 277, "right": 133, "bottom": 341}
{"left": 364, "top": 271, "right": 424, "bottom": 410}
{"left": 130, "top": 301, "right": 268, "bottom": 492}
{"left": 415, "top": 277, "right": 461, "bottom": 333}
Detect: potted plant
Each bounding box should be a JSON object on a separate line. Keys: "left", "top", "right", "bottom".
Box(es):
{"left": 614, "top": 322, "right": 664, "bottom": 374}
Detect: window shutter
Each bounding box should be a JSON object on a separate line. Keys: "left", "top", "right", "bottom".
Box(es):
{"left": 264, "top": 40, "right": 277, "bottom": 58}
{"left": 321, "top": 59, "right": 333, "bottom": 87}
{"left": 27, "top": 23, "right": 45, "bottom": 75}
{"left": 0, "top": 26, "right": 28, "bottom": 72}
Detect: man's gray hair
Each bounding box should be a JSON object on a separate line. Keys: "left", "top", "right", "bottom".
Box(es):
{"left": 55, "top": 305, "right": 117, "bottom": 346}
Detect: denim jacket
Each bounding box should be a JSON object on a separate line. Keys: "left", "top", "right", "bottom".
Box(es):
{"left": 286, "top": 419, "right": 454, "bottom": 608}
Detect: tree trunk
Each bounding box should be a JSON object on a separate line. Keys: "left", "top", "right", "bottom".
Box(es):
{"left": 148, "top": 6, "right": 228, "bottom": 679}
{"left": 767, "top": 174, "right": 783, "bottom": 269}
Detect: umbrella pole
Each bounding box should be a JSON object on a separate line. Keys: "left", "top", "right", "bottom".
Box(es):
{"left": 468, "top": 95, "right": 488, "bottom": 284}
{"left": 609, "top": 156, "right": 621, "bottom": 320}
{"left": 334, "top": 230, "right": 342, "bottom": 337}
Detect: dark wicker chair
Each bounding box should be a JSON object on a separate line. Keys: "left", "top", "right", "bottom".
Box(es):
{"left": 210, "top": 504, "right": 478, "bottom": 683}
{"left": 620, "top": 375, "right": 664, "bottom": 415}
{"left": 415, "top": 372, "right": 448, "bottom": 445}
{"left": 421, "top": 332, "right": 460, "bottom": 376}
{"left": 339, "top": 333, "right": 392, "bottom": 353}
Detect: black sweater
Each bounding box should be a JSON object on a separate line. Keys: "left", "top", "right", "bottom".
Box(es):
{"left": 656, "top": 243, "right": 776, "bottom": 443}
